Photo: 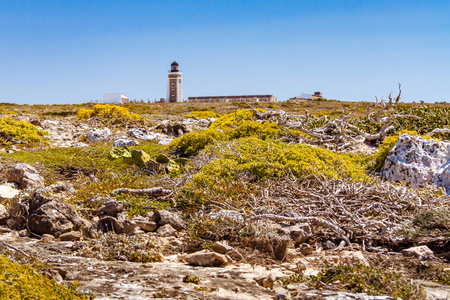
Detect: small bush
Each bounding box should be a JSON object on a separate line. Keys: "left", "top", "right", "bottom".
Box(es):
{"left": 183, "top": 275, "right": 200, "bottom": 284}
{"left": 0, "top": 117, "right": 49, "bottom": 145}
{"left": 0, "top": 254, "right": 87, "bottom": 299}
{"left": 184, "top": 111, "right": 221, "bottom": 119}
{"left": 77, "top": 104, "right": 141, "bottom": 124}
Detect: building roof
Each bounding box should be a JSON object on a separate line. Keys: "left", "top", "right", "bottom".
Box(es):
{"left": 171, "top": 61, "right": 179, "bottom": 67}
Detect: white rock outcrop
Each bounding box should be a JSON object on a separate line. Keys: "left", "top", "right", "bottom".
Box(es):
{"left": 382, "top": 134, "right": 450, "bottom": 194}
{"left": 86, "top": 127, "right": 112, "bottom": 142}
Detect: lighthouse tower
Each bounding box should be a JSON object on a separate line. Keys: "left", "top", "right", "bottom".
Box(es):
{"left": 167, "top": 61, "right": 183, "bottom": 102}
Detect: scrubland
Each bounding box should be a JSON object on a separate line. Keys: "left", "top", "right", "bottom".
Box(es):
{"left": 0, "top": 97, "right": 448, "bottom": 299}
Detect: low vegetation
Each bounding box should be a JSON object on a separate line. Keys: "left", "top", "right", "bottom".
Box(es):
{"left": 0, "top": 254, "right": 88, "bottom": 299}
{"left": 77, "top": 104, "right": 142, "bottom": 124}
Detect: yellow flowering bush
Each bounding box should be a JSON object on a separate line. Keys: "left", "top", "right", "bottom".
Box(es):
{"left": 77, "top": 104, "right": 141, "bottom": 123}
{"left": 170, "top": 109, "right": 282, "bottom": 156}
{"left": 0, "top": 117, "right": 49, "bottom": 145}
{"left": 0, "top": 255, "right": 87, "bottom": 299}
{"left": 184, "top": 111, "right": 221, "bottom": 119}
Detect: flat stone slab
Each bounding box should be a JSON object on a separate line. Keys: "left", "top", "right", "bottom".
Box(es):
{"left": 0, "top": 185, "right": 20, "bottom": 199}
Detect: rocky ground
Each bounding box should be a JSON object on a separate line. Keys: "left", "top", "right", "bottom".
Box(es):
{"left": 0, "top": 108, "right": 449, "bottom": 299}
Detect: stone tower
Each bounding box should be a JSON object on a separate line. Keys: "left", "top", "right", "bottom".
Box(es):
{"left": 167, "top": 61, "right": 183, "bottom": 102}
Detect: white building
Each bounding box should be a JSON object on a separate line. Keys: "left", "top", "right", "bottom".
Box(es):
{"left": 103, "top": 93, "right": 129, "bottom": 104}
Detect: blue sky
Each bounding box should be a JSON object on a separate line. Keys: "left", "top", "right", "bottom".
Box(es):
{"left": 0, "top": 0, "right": 449, "bottom": 104}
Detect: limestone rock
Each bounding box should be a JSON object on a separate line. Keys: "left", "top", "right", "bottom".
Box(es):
{"left": 155, "top": 210, "right": 186, "bottom": 230}
{"left": 402, "top": 245, "right": 434, "bottom": 260}
{"left": 157, "top": 224, "right": 177, "bottom": 237}
{"left": 28, "top": 193, "right": 87, "bottom": 237}
{"left": 86, "top": 127, "right": 111, "bottom": 142}
{"left": 128, "top": 128, "right": 157, "bottom": 141}
{"left": 97, "top": 216, "right": 136, "bottom": 234}
{"left": 0, "top": 185, "right": 20, "bottom": 199}
{"left": 254, "top": 273, "right": 276, "bottom": 289}
{"left": 0, "top": 204, "right": 8, "bottom": 225}
{"left": 185, "top": 251, "right": 229, "bottom": 267}
{"left": 340, "top": 251, "right": 369, "bottom": 266}
{"left": 132, "top": 215, "right": 158, "bottom": 232}
{"left": 383, "top": 134, "right": 450, "bottom": 194}
{"left": 113, "top": 138, "right": 139, "bottom": 147}
{"left": 211, "top": 241, "right": 244, "bottom": 261}
{"left": 49, "top": 182, "right": 76, "bottom": 194}
{"left": 9, "top": 163, "right": 44, "bottom": 189}
{"left": 93, "top": 198, "right": 123, "bottom": 217}
{"left": 60, "top": 231, "right": 82, "bottom": 241}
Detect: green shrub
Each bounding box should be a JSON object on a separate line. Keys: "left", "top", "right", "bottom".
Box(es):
{"left": 0, "top": 117, "right": 49, "bottom": 145}
{"left": 308, "top": 264, "right": 424, "bottom": 299}
{"left": 0, "top": 254, "right": 87, "bottom": 299}
{"left": 184, "top": 111, "right": 221, "bottom": 119}
{"left": 170, "top": 109, "right": 282, "bottom": 156}
{"left": 198, "top": 137, "right": 368, "bottom": 181}
{"left": 169, "top": 129, "right": 226, "bottom": 156}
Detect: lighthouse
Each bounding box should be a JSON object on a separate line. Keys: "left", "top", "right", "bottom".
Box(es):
{"left": 167, "top": 61, "right": 183, "bottom": 102}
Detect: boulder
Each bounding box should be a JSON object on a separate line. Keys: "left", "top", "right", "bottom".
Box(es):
{"left": 383, "top": 134, "right": 450, "bottom": 194}
{"left": 28, "top": 193, "right": 87, "bottom": 237}
{"left": 185, "top": 251, "right": 229, "bottom": 267}
{"left": 0, "top": 204, "right": 8, "bottom": 225}
{"left": 157, "top": 224, "right": 177, "bottom": 237}
{"left": 8, "top": 163, "right": 44, "bottom": 189}
{"left": 93, "top": 198, "right": 123, "bottom": 217}
{"left": 402, "top": 246, "right": 434, "bottom": 260}
{"left": 155, "top": 210, "right": 186, "bottom": 230}
{"left": 86, "top": 127, "right": 111, "bottom": 142}
{"left": 0, "top": 185, "right": 20, "bottom": 199}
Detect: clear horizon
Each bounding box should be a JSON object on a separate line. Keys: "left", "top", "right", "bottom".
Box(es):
{"left": 1, "top": 0, "right": 449, "bottom": 105}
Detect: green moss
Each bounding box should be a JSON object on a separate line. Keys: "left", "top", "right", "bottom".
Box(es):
{"left": 0, "top": 117, "right": 49, "bottom": 145}
{"left": 0, "top": 254, "right": 87, "bottom": 299}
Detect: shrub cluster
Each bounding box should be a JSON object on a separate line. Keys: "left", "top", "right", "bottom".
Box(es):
{"left": 0, "top": 117, "right": 49, "bottom": 145}
{"left": 77, "top": 104, "right": 141, "bottom": 124}
{"left": 170, "top": 109, "right": 282, "bottom": 156}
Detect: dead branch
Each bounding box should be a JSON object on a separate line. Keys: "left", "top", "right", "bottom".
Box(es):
{"left": 110, "top": 187, "right": 172, "bottom": 197}
{"left": 426, "top": 128, "right": 450, "bottom": 137}
{"left": 0, "top": 239, "right": 30, "bottom": 257}
{"left": 248, "top": 214, "right": 351, "bottom": 247}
